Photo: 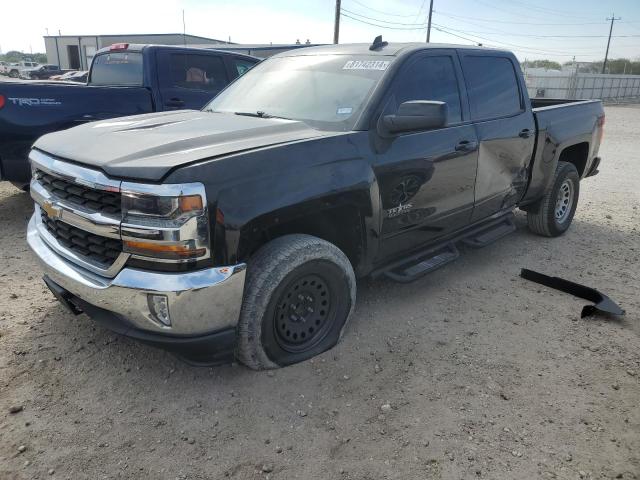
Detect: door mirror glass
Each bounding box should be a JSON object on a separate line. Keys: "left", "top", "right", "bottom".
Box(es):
{"left": 381, "top": 100, "right": 448, "bottom": 135}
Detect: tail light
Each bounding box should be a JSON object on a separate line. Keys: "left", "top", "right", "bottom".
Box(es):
{"left": 109, "top": 43, "right": 129, "bottom": 51}
{"left": 0, "top": 94, "right": 5, "bottom": 110}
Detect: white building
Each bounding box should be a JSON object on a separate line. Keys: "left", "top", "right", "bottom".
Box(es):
{"left": 44, "top": 33, "right": 231, "bottom": 70}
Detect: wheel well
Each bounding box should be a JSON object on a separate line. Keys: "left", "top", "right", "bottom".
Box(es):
{"left": 246, "top": 206, "right": 366, "bottom": 270}
{"left": 558, "top": 142, "right": 589, "bottom": 177}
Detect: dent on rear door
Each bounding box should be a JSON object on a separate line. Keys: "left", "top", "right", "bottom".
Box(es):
{"left": 472, "top": 116, "right": 535, "bottom": 221}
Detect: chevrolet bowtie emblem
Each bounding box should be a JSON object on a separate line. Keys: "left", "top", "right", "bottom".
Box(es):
{"left": 42, "top": 200, "right": 62, "bottom": 219}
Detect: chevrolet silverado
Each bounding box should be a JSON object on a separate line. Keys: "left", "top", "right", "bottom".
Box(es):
{"left": 26, "top": 39, "right": 604, "bottom": 369}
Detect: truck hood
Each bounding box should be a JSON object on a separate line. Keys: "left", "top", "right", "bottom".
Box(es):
{"left": 34, "top": 110, "right": 330, "bottom": 181}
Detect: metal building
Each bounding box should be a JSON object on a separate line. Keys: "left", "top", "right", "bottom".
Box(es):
{"left": 44, "top": 33, "right": 231, "bottom": 70}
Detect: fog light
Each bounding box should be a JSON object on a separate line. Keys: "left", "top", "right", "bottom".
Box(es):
{"left": 148, "top": 294, "right": 171, "bottom": 326}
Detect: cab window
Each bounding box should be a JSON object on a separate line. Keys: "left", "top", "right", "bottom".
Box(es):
{"left": 165, "top": 53, "right": 229, "bottom": 91}
{"left": 388, "top": 55, "right": 463, "bottom": 124}
{"left": 461, "top": 56, "right": 522, "bottom": 121}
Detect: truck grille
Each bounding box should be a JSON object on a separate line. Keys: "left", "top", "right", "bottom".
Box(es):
{"left": 40, "top": 210, "right": 122, "bottom": 267}
{"left": 36, "top": 170, "right": 121, "bottom": 216}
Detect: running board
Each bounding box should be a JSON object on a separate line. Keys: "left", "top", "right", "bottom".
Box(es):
{"left": 383, "top": 243, "right": 460, "bottom": 283}
{"left": 461, "top": 214, "right": 516, "bottom": 248}
{"left": 377, "top": 212, "right": 517, "bottom": 283}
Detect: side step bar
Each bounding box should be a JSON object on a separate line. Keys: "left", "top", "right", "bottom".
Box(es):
{"left": 379, "top": 213, "right": 516, "bottom": 283}
{"left": 383, "top": 243, "right": 460, "bottom": 283}
{"left": 461, "top": 214, "right": 516, "bottom": 249}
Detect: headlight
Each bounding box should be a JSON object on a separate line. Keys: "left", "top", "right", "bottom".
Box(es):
{"left": 120, "top": 183, "right": 210, "bottom": 263}
{"left": 122, "top": 192, "right": 203, "bottom": 222}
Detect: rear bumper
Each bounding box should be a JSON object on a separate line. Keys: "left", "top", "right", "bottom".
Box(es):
{"left": 27, "top": 213, "right": 246, "bottom": 362}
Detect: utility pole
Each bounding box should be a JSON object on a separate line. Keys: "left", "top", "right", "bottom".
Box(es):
{"left": 602, "top": 14, "right": 621, "bottom": 74}
{"left": 182, "top": 10, "right": 187, "bottom": 46}
{"left": 333, "top": 0, "right": 341, "bottom": 44}
{"left": 426, "top": 0, "right": 434, "bottom": 42}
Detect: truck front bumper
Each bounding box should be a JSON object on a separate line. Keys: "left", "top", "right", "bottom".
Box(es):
{"left": 27, "top": 214, "right": 246, "bottom": 364}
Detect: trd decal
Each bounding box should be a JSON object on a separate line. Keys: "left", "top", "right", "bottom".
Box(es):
{"left": 8, "top": 98, "right": 62, "bottom": 106}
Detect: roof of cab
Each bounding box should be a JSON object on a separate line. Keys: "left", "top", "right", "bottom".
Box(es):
{"left": 273, "top": 42, "right": 507, "bottom": 58}
{"left": 95, "top": 43, "right": 259, "bottom": 61}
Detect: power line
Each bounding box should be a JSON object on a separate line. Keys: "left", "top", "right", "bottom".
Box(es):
{"left": 346, "top": 0, "right": 424, "bottom": 18}
{"left": 488, "top": 0, "right": 601, "bottom": 19}
{"left": 433, "top": 10, "right": 600, "bottom": 39}
{"left": 341, "top": 12, "right": 426, "bottom": 30}
{"left": 433, "top": 10, "right": 607, "bottom": 27}
{"left": 432, "top": 23, "right": 602, "bottom": 56}
{"left": 473, "top": 0, "right": 599, "bottom": 21}
{"left": 436, "top": 27, "right": 639, "bottom": 38}
{"left": 340, "top": 7, "right": 426, "bottom": 26}
{"left": 430, "top": 26, "right": 484, "bottom": 45}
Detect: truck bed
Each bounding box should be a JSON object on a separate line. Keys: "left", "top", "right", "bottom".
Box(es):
{"left": 531, "top": 97, "right": 598, "bottom": 109}
{"left": 0, "top": 81, "right": 154, "bottom": 183}
{"left": 521, "top": 98, "right": 604, "bottom": 205}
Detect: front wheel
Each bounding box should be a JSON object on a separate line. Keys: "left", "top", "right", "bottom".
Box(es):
{"left": 526, "top": 161, "right": 580, "bottom": 237}
{"left": 236, "top": 234, "right": 356, "bottom": 370}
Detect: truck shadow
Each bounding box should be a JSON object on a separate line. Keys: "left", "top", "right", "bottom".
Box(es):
{"left": 34, "top": 213, "right": 637, "bottom": 389}
{"left": 0, "top": 186, "right": 33, "bottom": 223}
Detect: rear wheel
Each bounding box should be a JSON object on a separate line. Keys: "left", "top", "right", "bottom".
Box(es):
{"left": 236, "top": 234, "right": 356, "bottom": 370}
{"left": 526, "top": 161, "right": 580, "bottom": 237}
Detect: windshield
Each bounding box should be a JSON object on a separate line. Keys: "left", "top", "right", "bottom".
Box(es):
{"left": 204, "top": 54, "right": 393, "bottom": 131}
{"left": 90, "top": 52, "right": 143, "bottom": 86}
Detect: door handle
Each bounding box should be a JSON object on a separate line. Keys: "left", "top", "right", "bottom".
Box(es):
{"left": 455, "top": 140, "right": 478, "bottom": 152}
{"left": 165, "top": 98, "right": 185, "bottom": 108}
{"left": 519, "top": 129, "right": 532, "bottom": 138}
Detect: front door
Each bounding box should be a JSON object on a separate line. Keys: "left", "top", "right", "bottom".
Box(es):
{"left": 156, "top": 51, "right": 230, "bottom": 110}
{"left": 458, "top": 52, "right": 536, "bottom": 221}
{"left": 373, "top": 51, "right": 478, "bottom": 262}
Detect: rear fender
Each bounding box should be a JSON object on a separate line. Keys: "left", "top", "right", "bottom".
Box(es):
{"left": 520, "top": 109, "right": 598, "bottom": 206}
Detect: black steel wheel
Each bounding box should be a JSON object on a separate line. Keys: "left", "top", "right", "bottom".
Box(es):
{"left": 273, "top": 272, "right": 336, "bottom": 353}
{"left": 236, "top": 235, "right": 356, "bottom": 370}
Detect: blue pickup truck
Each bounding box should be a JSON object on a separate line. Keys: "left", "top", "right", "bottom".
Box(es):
{"left": 0, "top": 44, "right": 259, "bottom": 187}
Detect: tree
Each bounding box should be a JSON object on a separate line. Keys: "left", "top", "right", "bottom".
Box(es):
{"left": 522, "top": 59, "right": 562, "bottom": 71}
{"left": 0, "top": 51, "right": 48, "bottom": 64}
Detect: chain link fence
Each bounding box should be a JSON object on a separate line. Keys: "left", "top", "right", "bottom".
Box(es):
{"left": 524, "top": 72, "right": 640, "bottom": 102}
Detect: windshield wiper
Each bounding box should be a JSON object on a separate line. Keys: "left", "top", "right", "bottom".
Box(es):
{"left": 234, "top": 111, "right": 291, "bottom": 120}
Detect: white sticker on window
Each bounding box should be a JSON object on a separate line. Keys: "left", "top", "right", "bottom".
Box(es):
{"left": 343, "top": 60, "right": 390, "bottom": 71}
{"left": 337, "top": 107, "right": 353, "bottom": 115}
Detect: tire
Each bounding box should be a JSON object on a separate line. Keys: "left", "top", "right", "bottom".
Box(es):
{"left": 526, "top": 161, "right": 580, "bottom": 237}
{"left": 8, "top": 70, "right": 18, "bottom": 78}
{"left": 236, "top": 234, "right": 356, "bottom": 370}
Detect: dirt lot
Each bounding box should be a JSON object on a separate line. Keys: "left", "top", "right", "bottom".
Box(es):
{"left": 1, "top": 105, "right": 639, "bottom": 480}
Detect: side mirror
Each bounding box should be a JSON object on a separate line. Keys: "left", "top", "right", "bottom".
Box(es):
{"left": 380, "top": 100, "right": 448, "bottom": 135}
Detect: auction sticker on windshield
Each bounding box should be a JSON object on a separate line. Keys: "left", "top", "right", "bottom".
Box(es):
{"left": 343, "top": 60, "right": 390, "bottom": 71}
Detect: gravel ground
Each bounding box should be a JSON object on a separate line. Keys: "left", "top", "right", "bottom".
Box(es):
{"left": 1, "top": 105, "right": 638, "bottom": 480}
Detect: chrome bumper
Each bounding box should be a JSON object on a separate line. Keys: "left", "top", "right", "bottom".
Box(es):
{"left": 27, "top": 214, "right": 246, "bottom": 336}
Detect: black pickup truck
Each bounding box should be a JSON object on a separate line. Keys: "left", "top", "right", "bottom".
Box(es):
{"left": 0, "top": 44, "right": 259, "bottom": 186}
{"left": 26, "top": 39, "right": 604, "bottom": 369}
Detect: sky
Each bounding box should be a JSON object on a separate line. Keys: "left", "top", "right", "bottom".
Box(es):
{"left": 1, "top": 0, "right": 639, "bottom": 63}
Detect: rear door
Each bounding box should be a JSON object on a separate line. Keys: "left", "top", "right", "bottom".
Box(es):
{"left": 156, "top": 51, "right": 230, "bottom": 110}
{"left": 459, "top": 52, "right": 536, "bottom": 221}
{"left": 374, "top": 51, "right": 478, "bottom": 261}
